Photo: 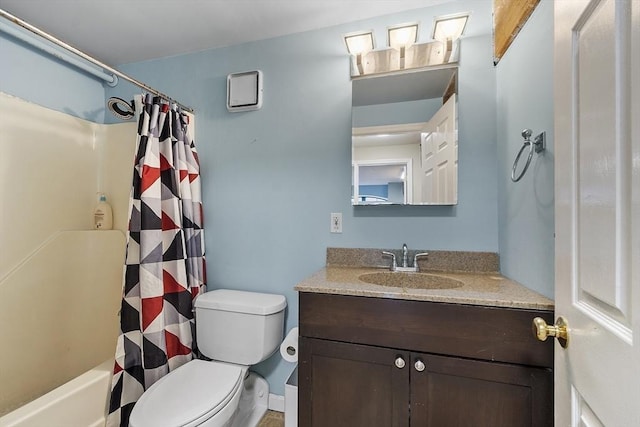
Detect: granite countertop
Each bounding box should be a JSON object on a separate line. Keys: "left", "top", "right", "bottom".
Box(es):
{"left": 295, "top": 266, "right": 554, "bottom": 311}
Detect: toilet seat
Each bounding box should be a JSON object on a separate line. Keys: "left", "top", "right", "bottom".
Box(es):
{"left": 129, "top": 359, "right": 245, "bottom": 427}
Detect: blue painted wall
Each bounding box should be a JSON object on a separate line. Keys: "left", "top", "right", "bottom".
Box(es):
{"left": 0, "top": 19, "right": 107, "bottom": 123}
{"left": 496, "top": 1, "right": 554, "bottom": 299}
{"left": 107, "top": 0, "right": 498, "bottom": 395}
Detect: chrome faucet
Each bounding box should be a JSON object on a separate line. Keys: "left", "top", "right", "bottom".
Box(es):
{"left": 382, "top": 244, "right": 429, "bottom": 272}
{"left": 402, "top": 243, "right": 409, "bottom": 268}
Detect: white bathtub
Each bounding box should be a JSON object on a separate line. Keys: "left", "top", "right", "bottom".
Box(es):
{"left": 0, "top": 360, "right": 112, "bottom": 427}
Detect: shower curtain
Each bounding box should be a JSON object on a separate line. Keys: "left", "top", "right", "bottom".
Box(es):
{"left": 107, "top": 94, "right": 206, "bottom": 427}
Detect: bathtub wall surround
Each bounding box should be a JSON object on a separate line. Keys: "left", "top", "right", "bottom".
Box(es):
{"left": 0, "top": 93, "right": 135, "bottom": 415}
{"left": 0, "top": 92, "right": 135, "bottom": 279}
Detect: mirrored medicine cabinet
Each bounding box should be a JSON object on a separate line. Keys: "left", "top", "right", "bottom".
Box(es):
{"left": 351, "top": 64, "right": 459, "bottom": 206}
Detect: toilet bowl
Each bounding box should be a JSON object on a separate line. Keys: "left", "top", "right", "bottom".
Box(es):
{"left": 129, "top": 289, "right": 286, "bottom": 427}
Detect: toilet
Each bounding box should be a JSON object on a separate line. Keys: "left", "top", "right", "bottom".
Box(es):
{"left": 129, "top": 289, "right": 287, "bottom": 427}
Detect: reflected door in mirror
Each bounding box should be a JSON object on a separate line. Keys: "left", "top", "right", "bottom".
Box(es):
{"left": 421, "top": 94, "right": 457, "bottom": 204}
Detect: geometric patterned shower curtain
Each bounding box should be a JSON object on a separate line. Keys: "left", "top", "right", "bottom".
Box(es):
{"left": 107, "top": 94, "right": 206, "bottom": 427}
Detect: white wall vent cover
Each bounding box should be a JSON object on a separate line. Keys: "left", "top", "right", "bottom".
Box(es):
{"left": 227, "top": 70, "right": 263, "bottom": 112}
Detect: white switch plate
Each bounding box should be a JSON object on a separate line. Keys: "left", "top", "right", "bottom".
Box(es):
{"left": 330, "top": 212, "right": 342, "bottom": 233}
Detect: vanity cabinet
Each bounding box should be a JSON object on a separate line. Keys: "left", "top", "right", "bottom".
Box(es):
{"left": 298, "top": 292, "right": 554, "bottom": 427}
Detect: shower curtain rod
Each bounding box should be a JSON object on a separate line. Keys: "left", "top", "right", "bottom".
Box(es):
{"left": 0, "top": 8, "right": 194, "bottom": 113}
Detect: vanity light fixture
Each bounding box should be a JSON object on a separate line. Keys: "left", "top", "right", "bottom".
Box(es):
{"left": 432, "top": 13, "right": 469, "bottom": 40}
{"left": 432, "top": 13, "right": 469, "bottom": 62}
{"left": 387, "top": 22, "right": 419, "bottom": 69}
{"left": 344, "top": 13, "right": 468, "bottom": 77}
{"left": 344, "top": 30, "right": 375, "bottom": 75}
{"left": 387, "top": 22, "right": 419, "bottom": 48}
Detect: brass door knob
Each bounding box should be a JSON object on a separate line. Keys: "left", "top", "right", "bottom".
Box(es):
{"left": 532, "top": 316, "right": 569, "bottom": 348}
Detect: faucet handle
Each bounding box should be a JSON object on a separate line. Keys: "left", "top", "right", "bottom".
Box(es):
{"left": 413, "top": 252, "right": 430, "bottom": 270}
{"left": 381, "top": 251, "right": 397, "bottom": 271}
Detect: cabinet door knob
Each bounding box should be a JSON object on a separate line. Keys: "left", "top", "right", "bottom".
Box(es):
{"left": 394, "top": 356, "right": 406, "bottom": 369}
{"left": 414, "top": 359, "right": 425, "bottom": 372}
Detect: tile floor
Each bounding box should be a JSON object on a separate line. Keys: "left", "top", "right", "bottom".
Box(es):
{"left": 258, "top": 410, "right": 285, "bottom": 427}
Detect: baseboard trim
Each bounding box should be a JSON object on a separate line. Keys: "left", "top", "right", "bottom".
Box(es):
{"left": 268, "top": 393, "right": 285, "bottom": 412}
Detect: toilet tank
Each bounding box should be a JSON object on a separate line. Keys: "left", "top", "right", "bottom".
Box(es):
{"left": 194, "top": 289, "right": 286, "bottom": 365}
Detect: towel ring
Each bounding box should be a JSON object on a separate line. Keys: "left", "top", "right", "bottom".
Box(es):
{"left": 511, "top": 129, "right": 546, "bottom": 182}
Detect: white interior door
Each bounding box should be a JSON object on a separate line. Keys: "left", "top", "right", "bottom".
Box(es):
{"left": 554, "top": 0, "right": 639, "bottom": 425}
{"left": 420, "top": 94, "right": 457, "bottom": 204}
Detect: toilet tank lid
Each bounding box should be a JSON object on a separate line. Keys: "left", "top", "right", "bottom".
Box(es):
{"left": 195, "top": 289, "right": 287, "bottom": 315}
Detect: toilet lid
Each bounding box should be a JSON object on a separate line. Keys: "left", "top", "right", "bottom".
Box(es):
{"left": 129, "top": 360, "right": 244, "bottom": 427}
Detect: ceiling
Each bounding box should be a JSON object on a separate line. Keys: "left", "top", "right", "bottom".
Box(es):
{"left": 0, "top": 0, "right": 448, "bottom": 65}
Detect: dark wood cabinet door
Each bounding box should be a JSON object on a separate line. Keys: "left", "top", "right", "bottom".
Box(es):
{"left": 410, "top": 353, "right": 553, "bottom": 427}
{"left": 299, "top": 337, "right": 410, "bottom": 427}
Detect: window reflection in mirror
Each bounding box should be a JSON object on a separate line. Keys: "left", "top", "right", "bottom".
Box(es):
{"left": 352, "top": 66, "right": 458, "bottom": 205}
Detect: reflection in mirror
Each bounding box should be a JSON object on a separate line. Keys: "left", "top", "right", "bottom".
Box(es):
{"left": 353, "top": 160, "right": 411, "bottom": 204}
{"left": 352, "top": 65, "right": 458, "bottom": 205}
